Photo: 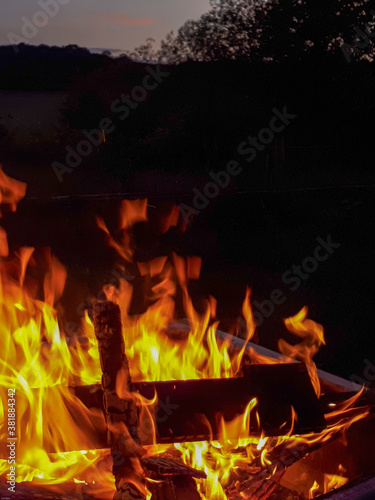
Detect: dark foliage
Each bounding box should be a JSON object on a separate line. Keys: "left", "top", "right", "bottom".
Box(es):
{"left": 60, "top": 58, "right": 375, "bottom": 190}
{"left": 0, "top": 44, "right": 119, "bottom": 90}
{"left": 129, "top": 0, "right": 375, "bottom": 64}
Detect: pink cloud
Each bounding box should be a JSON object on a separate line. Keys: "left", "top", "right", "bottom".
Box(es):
{"left": 95, "top": 13, "right": 157, "bottom": 27}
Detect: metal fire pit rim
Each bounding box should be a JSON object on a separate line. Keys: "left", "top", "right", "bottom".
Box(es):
{"left": 168, "top": 319, "right": 364, "bottom": 394}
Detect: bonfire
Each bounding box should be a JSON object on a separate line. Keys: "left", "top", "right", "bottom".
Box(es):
{"left": 0, "top": 167, "right": 372, "bottom": 500}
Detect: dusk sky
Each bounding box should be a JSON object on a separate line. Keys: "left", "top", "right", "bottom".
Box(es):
{"left": 0, "top": 0, "right": 211, "bottom": 54}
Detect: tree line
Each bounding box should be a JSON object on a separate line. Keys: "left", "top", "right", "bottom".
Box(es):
{"left": 128, "top": 0, "right": 375, "bottom": 64}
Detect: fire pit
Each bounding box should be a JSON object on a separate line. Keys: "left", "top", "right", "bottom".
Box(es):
{"left": 0, "top": 168, "right": 374, "bottom": 500}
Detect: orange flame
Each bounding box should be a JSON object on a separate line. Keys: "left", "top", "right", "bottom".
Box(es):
{"left": 0, "top": 166, "right": 27, "bottom": 257}
{"left": 309, "top": 480, "right": 320, "bottom": 499}
{"left": 0, "top": 166, "right": 27, "bottom": 215}
{"left": 324, "top": 472, "right": 348, "bottom": 493}
{"left": 279, "top": 306, "right": 325, "bottom": 397}
{"left": 0, "top": 191, "right": 370, "bottom": 499}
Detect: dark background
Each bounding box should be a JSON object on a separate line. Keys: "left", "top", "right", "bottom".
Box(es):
{"left": 1, "top": 42, "right": 374, "bottom": 384}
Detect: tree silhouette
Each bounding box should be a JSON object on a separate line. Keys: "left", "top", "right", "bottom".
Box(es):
{"left": 260, "top": 0, "right": 375, "bottom": 62}
{"left": 130, "top": 0, "right": 375, "bottom": 63}
{"left": 160, "top": 0, "right": 264, "bottom": 63}
{"left": 127, "top": 38, "right": 159, "bottom": 62}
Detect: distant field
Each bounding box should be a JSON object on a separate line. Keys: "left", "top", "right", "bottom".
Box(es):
{"left": 0, "top": 91, "right": 68, "bottom": 133}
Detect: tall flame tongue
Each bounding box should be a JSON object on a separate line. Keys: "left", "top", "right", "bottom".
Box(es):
{"left": 0, "top": 187, "right": 370, "bottom": 500}
{"left": 279, "top": 306, "right": 325, "bottom": 398}
{"left": 0, "top": 166, "right": 27, "bottom": 215}
{"left": 0, "top": 166, "right": 27, "bottom": 257}
{"left": 0, "top": 170, "right": 112, "bottom": 496}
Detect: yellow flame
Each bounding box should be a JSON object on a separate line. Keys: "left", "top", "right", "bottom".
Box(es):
{"left": 324, "top": 472, "right": 348, "bottom": 493}
{"left": 0, "top": 191, "right": 369, "bottom": 499}
{"left": 309, "top": 480, "right": 320, "bottom": 499}
{"left": 279, "top": 306, "right": 325, "bottom": 397}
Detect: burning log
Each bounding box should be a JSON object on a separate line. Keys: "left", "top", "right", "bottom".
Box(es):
{"left": 142, "top": 455, "right": 206, "bottom": 478}
{"left": 92, "top": 301, "right": 204, "bottom": 499}
{"left": 148, "top": 476, "right": 202, "bottom": 500}
{"left": 225, "top": 466, "right": 285, "bottom": 500}
{"left": 93, "top": 301, "right": 146, "bottom": 500}
{"left": 224, "top": 410, "right": 374, "bottom": 500}
{"left": 142, "top": 455, "right": 205, "bottom": 500}
{"left": 223, "top": 399, "right": 373, "bottom": 499}
{"left": 224, "top": 441, "right": 311, "bottom": 499}
{"left": 223, "top": 438, "right": 315, "bottom": 500}
{"left": 71, "top": 362, "right": 326, "bottom": 447}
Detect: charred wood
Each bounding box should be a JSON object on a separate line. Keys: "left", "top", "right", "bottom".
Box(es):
{"left": 142, "top": 456, "right": 206, "bottom": 479}
{"left": 142, "top": 454, "right": 205, "bottom": 500}
{"left": 93, "top": 301, "right": 145, "bottom": 500}
{"left": 73, "top": 362, "right": 326, "bottom": 445}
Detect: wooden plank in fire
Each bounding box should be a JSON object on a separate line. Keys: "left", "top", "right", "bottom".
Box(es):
{"left": 93, "top": 301, "right": 146, "bottom": 500}
{"left": 72, "top": 361, "right": 326, "bottom": 445}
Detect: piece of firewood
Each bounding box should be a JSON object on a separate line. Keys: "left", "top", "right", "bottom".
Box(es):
{"left": 142, "top": 454, "right": 205, "bottom": 500}
{"left": 229, "top": 408, "right": 374, "bottom": 499}
{"left": 224, "top": 428, "right": 347, "bottom": 500}
{"left": 225, "top": 468, "right": 285, "bottom": 500}
{"left": 93, "top": 301, "right": 146, "bottom": 500}
{"left": 142, "top": 455, "right": 206, "bottom": 478}
{"left": 150, "top": 476, "right": 202, "bottom": 500}
{"left": 227, "top": 442, "right": 310, "bottom": 499}
{"left": 224, "top": 433, "right": 333, "bottom": 500}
